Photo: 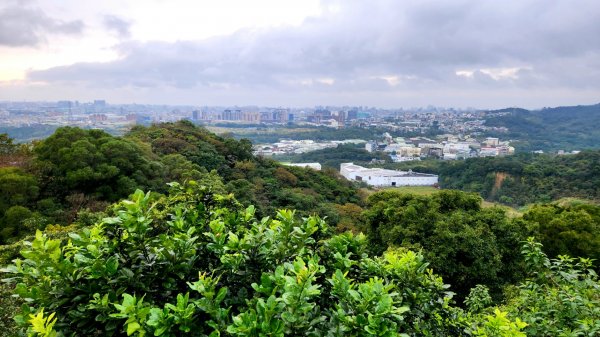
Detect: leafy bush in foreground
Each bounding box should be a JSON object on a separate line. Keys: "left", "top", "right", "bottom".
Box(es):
{"left": 4, "top": 182, "right": 598, "bottom": 336}
{"left": 502, "top": 238, "right": 600, "bottom": 336}
{"left": 2, "top": 182, "right": 474, "bottom": 336}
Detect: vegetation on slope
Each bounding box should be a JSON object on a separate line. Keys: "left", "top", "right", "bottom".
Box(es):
{"left": 485, "top": 103, "right": 600, "bottom": 152}
{"left": 1, "top": 121, "right": 600, "bottom": 336}
{"left": 1, "top": 183, "right": 468, "bottom": 336}
{"left": 385, "top": 151, "right": 600, "bottom": 206}
{"left": 125, "top": 121, "right": 361, "bottom": 221}
{"left": 363, "top": 190, "right": 528, "bottom": 302}
{"left": 0, "top": 121, "right": 362, "bottom": 245}
{"left": 2, "top": 183, "right": 600, "bottom": 336}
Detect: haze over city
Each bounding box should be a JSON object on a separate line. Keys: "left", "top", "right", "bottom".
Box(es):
{"left": 1, "top": 0, "right": 599, "bottom": 108}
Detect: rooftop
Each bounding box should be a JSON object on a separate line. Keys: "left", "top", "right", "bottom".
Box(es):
{"left": 340, "top": 163, "right": 437, "bottom": 178}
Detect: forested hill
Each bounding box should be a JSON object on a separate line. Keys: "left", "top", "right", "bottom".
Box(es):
{"left": 0, "top": 121, "right": 360, "bottom": 245}
{"left": 485, "top": 103, "right": 600, "bottom": 152}
{"left": 430, "top": 151, "right": 600, "bottom": 206}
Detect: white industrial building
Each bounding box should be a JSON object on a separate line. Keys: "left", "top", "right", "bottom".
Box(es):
{"left": 340, "top": 163, "right": 438, "bottom": 187}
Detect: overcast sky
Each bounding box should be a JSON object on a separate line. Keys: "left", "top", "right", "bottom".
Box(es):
{"left": 0, "top": 0, "right": 599, "bottom": 109}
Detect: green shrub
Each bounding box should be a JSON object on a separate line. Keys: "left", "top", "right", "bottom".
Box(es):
{"left": 2, "top": 182, "right": 468, "bottom": 336}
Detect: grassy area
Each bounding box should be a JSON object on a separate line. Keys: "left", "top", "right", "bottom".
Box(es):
{"left": 552, "top": 197, "right": 599, "bottom": 207}
{"left": 360, "top": 186, "right": 440, "bottom": 196}
{"left": 481, "top": 200, "right": 522, "bottom": 218}
{"left": 383, "top": 186, "right": 440, "bottom": 195}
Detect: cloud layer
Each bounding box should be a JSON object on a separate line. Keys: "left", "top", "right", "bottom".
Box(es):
{"left": 0, "top": 2, "right": 84, "bottom": 47}
{"left": 7, "top": 0, "right": 600, "bottom": 107}
{"left": 103, "top": 15, "right": 131, "bottom": 39}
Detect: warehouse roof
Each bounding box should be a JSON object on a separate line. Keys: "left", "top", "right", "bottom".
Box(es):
{"left": 340, "top": 163, "right": 437, "bottom": 178}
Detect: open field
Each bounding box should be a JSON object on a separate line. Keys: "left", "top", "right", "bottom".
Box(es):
{"left": 361, "top": 185, "right": 440, "bottom": 196}
{"left": 481, "top": 200, "right": 523, "bottom": 218}
{"left": 384, "top": 186, "right": 440, "bottom": 195}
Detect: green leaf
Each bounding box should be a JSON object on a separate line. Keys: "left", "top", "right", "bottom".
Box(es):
{"left": 215, "top": 287, "right": 228, "bottom": 303}
{"left": 106, "top": 256, "right": 119, "bottom": 275}
{"left": 127, "top": 321, "right": 140, "bottom": 336}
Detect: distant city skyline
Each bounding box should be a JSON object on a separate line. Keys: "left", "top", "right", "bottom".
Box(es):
{"left": 1, "top": 0, "right": 599, "bottom": 109}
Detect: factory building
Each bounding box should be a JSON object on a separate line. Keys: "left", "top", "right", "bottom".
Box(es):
{"left": 340, "top": 163, "right": 438, "bottom": 187}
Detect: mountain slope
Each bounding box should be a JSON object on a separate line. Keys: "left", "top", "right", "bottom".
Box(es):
{"left": 485, "top": 103, "right": 600, "bottom": 152}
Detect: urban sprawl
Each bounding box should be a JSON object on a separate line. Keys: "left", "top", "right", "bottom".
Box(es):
{"left": 0, "top": 100, "right": 548, "bottom": 187}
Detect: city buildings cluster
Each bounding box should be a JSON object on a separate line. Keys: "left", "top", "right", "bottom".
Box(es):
{"left": 0, "top": 100, "right": 511, "bottom": 134}
{"left": 0, "top": 100, "right": 188, "bottom": 130}
{"left": 192, "top": 108, "right": 294, "bottom": 123}
{"left": 365, "top": 133, "right": 514, "bottom": 162}
{"left": 1, "top": 101, "right": 520, "bottom": 159}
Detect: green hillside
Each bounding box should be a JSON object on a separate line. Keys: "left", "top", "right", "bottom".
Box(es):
{"left": 1, "top": 124, "right": 600, "bottom": 336}
{"left": 485, "top": 103, "right": 600, "bottom": 152}
{"left": 386, "top": 151, "right": 600, "bottom": 207}
{"left": 0, "top": 121, "right": 361, "bottom": 246}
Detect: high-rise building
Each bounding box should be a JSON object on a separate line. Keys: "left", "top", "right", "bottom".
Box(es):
{"left": 275, "top": 108, "right": 290, "bottom": 123}
{"left": 222, "top": 109, "right": 243, "bottom": 121}
{"left": 347, "top": 109, "right": 358, "bottom": 120}
{"left": 242, "top": 111, "right": 261, "bottom": 122}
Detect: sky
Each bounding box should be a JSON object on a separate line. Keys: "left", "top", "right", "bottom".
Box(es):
{"left": 0, "top": 0, "right": 599, "bottom": 109}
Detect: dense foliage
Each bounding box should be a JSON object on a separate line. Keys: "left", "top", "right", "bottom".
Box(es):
{"left": 485, "top": 104, "right": 600, "bottom": 152}
{"left": 518, "top": 201, "right": 600, "bottom": 266}
{"left": 2, "top": 119, "right": 600, "bottom": 336}
{"left": 2, "top": 183, "right": 472, "bottom": 336}
{"left": 440, "top": 151, "right": 600, "bottom": 206}
{"left": 0, "top": 122, "right": 362, "bottom": 245}
{"left": 500, "top": 238, "right": 600, "bottom": 336}
{"left": 4, "top": 183, "right": 600, "bottom": 336}
{"left": 126, "top": 121, "right": 361, "bottom": 221}
{"left": 363, "top": 190, "right": 527, "bottom": 301}
{"left": 34, "top": 127, "right": 164, "bottom": 201}
{"left": 386, "top": 151, "right": 600, "bottom": 206}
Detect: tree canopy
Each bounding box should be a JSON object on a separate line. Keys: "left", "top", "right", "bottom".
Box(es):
{"left": 0, "top": 123, "right": 364, "bottom": 245}
{"left": 363, "top": 190, "right": 527, "bottom": 301}
{"left": 519, "top": 201, "right": 600, "bottom": 266}
{"left": 2, "top": 183, "right": 470, "bottom": 336}
{"left": 34, "top": 127, "right": 164, "bottom": 201}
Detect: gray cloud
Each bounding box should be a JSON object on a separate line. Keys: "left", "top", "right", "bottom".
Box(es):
{"left": 103, "top": 15, "right": 131, "bottom": 39}
{"left": 0, "top": 2, "right": 84, "bottom": 47}
{"left": 26, "top": 0, "right": 600, "bottom": 107}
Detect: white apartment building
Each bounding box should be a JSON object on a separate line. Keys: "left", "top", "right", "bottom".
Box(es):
{"left": 443, "top": 142, "right": 471, "bottom": 154}
{"left": 479, "top": 147, "right": 500, "bottom": 157}
{"left": 340, "top": 163, "right": 438, "bottom": 187}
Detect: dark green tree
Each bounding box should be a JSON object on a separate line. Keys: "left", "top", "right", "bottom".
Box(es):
{"left": 0, "top": 133, "right": 16, "bottom": 155}
{"left": 520, "top": 203, "right": 600, "bottom": 264}
{"left": 0, "top": 205, "right": 33, "bottom": 243}
{"left": 363, "top": 190, "right": 527, "bottom": 301}
{"left": 0, "top": 167, "right": 39, "bottom": 214}
{"left": 34, "top": 127, "right": 163, "bottom": 201}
